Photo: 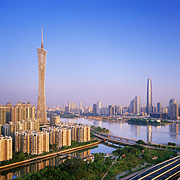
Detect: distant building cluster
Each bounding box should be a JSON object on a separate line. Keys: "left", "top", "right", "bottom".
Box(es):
{"left": 48, "top": 96, "right": 179, "bottom": 119}
{"left": 46, "top": 78, "right": 180, "bottom": 120}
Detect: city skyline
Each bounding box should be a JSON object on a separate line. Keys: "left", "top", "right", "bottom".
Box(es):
{"left": 0, "top": 1, "right": 180, "bottom": 106}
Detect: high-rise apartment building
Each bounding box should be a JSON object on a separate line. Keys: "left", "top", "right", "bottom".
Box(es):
{"left": 147, "top": 78, "right": 152, "bottom": 115}
{"left": 0, "top": 135, "right": 12, "bottom": 162}
{"left": 37, "top": 26, "right": 47, "bottom": 124}
{"left": 43, "top": 127, "right": 71, "bottom": 148}
{"left": 9, "top": 119, "right": 39, "bottom": 134}
{"left": 77, "top": 125, "right": 90, "bottom": 142}
{"left": 50, "top": 115, "right": 60, "bottom": 127}
{"left": 0, "top": 106, "right": 6, "bottom": 125}
{"left": 5, "top": 101, "right": 12, "bottom": 123}
{"left": 70, "top": 125, "right": 90, "bottom": 143}
{"left": 1, "top": 124, "right": 11, "bottom": 136}
{"left": 11, "top": 101, "right": 35, "bottom": 122}
{"left": 14, "top": 130, "right": 49, "bottom": 155}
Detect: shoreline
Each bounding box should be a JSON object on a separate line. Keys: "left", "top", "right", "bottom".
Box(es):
{"left": 84, "top": 117, "right": 125, "bottom": 123}
{"left": 0, "top": 141, "right": 100, "bottom": 171}
{"left": 127, "top": 122, "right": 172, "bottom": 126}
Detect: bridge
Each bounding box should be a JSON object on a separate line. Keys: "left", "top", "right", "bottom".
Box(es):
{"left": 92, "top": 132, "right": 179, "bottom": 152}
{"left": 98, "top": 132, "right": 163, "bottom": 146}
{"left": 93, "top": 133, "right": 135, "bottom": 146}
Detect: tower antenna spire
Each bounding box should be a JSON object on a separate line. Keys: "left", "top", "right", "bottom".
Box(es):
{"left": 41, "top": 25, "right": 43, "bottom": 49}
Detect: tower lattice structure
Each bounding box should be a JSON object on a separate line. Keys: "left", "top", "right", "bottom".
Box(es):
{"left": 37, "top": 26, "right": 47, "bottom": 124}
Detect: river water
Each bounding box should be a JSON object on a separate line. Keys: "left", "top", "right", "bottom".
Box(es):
{"left": 1, "top": 117, "right": 179, "bottom": 179}
{"left": 60, "top": 118, "right": 180, "bottom": 145}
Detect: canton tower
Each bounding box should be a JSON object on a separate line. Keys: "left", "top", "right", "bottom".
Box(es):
{"left": 37, "top": 26, "right": 47, "bottom": 123}
{"left": 147, "top": 78, "right": 152, "bottom": 115}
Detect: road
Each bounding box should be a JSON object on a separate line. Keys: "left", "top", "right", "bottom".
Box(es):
{"left": 129, "top": 155, "right": 180, "bottom": 180}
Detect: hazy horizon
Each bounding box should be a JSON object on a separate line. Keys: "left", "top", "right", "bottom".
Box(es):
{"left": 0, "top": 0, "right": 180, "bottom": 107}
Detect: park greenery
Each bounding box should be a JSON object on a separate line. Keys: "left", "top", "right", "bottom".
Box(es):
{"left": 91, "top": 126, "right": 110, "bottom": 134}
{"left": 128, "top": 118, "right": 170, "bottom": 125}
{"left": 16, "top": 153, "right": 114, "bottom": 180}
{"left": 135, "top": 139, "right": 180, "bottom": 151}
{"left": 168, "top": 142, "right": 176, "bottom": 146}
{"left": 104, "top": 145, "right": 177, "bottom": 179}
{"left": 15, "top": 144, "right": 177, "bottom": 180}
{"left": 136, "top": 139, "right": 146, "bottom": 145}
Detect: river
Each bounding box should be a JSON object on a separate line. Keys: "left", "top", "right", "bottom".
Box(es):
{"left": 60, "top": 118, "right": 180, "bottom": 145}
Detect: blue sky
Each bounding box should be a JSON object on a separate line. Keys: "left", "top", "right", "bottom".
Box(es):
{"left": 0, "top": 0, "right": 180, "bottom": 107}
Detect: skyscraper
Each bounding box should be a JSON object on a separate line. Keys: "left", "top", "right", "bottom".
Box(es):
{"left": 37, "top": 26, "right": 47, "bottom": 124}
{"left": 135, "top": 96, "right": 140, "bottom": 115}
{"left": 147, "top": 78, "right": 152, "bottom": 115}
{"left": 157, "top": 102, "right": 161, "bottom": 113}
{"left": 168, "top": 99, "right": 179, "bottom": 119}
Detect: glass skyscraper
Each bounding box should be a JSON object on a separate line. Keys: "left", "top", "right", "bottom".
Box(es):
{"left": 147, "top": 78, "right": 152, "bottom": 115}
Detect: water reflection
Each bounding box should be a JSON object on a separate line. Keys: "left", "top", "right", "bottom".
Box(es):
{"left": 0, "top": 156, "right": 68, "bottom": 180}
{"left": 93, "top": 120, "right": 101, "bottom": 127}
{"left": 0, "top": 149, "right": 92, "bottom": 180}
{"left": 130, "top": 125, "right": 140, "bottom": 138}
{"left": 147, "top": 125, "right": 152, "bottom": 143}
{"left": 169, "top": 124, "right": 179, "bottom": 138}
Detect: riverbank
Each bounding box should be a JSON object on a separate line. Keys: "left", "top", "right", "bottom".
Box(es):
{"left": 0, "top": 141, "right": 100, "bottom": 171}
{"left": 128, "top": 118, "right": 172, "bottom": 126}
{"left": 84, "top": 116, "right": 126, "bottom": 123}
